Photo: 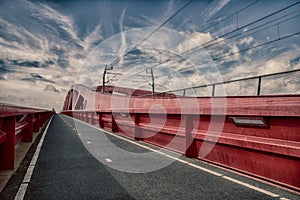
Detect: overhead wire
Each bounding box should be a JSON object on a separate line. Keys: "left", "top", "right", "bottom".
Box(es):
{"left": 200, "top": 0, "right": 260, "bottom": 32}
{"left": 205, "top": 8, "right": 300, "bottom": 50}
{"left": 106, "top": 0, "right": 193, "bottom": 69}
{"left": 125, "top": 1, "right": 300, "bottom": 79}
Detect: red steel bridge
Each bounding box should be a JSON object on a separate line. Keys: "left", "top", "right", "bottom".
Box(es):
{"left": 0, "top": 70, "right": 300, "bottom": 199}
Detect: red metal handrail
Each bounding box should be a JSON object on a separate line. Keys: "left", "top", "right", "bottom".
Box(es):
{"left": 0, "top": 103, "right": 54, "bottom": 171}
{"left": 61, "top": 84, "right": 300, "bottom": 191}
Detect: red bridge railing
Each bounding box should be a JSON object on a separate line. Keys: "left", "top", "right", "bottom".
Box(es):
{"left": 0, "top": 103, "right": 54, "bottom": 171}
{"left": 61, "top": 84, "right": 300, "bottom": 191}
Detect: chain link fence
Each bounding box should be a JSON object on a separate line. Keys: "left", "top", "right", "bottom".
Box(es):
{"left": 147, "top": 69, "right": 300, "bottom": 97}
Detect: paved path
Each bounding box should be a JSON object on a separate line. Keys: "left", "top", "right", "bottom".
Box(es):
{"left": 1, "top": 114, "right": 298, "bottom": 199}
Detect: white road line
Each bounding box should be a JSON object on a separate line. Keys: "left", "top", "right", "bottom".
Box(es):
{"left": 222, "top": 176, "right": 280, "bottom": 197}
{"left": 62, "top": 115, "right": 288, "bottom": 199}
{"left": 187, "top": 163, "right": 223, "bottom": 177}
{"left": 23, "top": 166, "right": 35, "bottom": 183}
{"left": 105, "top": 158, "right": 112, "bottom": 163}
{"left": 279, "top": 197, "right": 290, "bottom": 200}
{"left": 14, "top": 184, "right": 28, "bottom": 200}
{"left": 14, "top": 116, "right": 53, "bottom": 200}
{"left": 30, "top": 148, "right": 40, "bottom": 166}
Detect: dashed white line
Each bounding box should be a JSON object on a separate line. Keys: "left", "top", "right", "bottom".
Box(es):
{"left": 279, "top": 197, "right": 290, "bottom": 200}
{"left": 63, "top": 115, "right": 289, "bottom": 199}
{"left": 14, "top": 116, "right": 53, "bottom": 200}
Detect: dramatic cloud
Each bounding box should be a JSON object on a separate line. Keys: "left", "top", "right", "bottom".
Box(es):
{"left": 0, "top": 0, "right": 299, "bottom": 111}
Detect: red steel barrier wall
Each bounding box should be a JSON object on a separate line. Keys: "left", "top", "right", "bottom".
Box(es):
{"left": 61, "top": 85, "right": 300, "bottom": 191}
{"left": 0, "top": 103, "right": 54, "bottom": 170}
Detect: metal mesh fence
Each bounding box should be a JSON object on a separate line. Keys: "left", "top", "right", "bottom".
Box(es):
{"left": 139, "top": 69, "right": 300, "bottom": 97}
{"left": 185, "top": 86, "right": 211, "bottom": 97}
{"left": 215, "top": 78, "right": 258, "bottom": 96}
{"left": 260, "top": 70, "right": 300, "bottom": 95}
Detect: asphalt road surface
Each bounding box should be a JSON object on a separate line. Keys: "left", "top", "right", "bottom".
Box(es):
{"left": 1, "top": 114, "right": 298, "bottom": 200}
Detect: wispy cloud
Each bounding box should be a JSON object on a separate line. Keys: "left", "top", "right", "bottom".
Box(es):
{"left": 202, "top": 0, "right": 231, "bottom": 23}
{"left": 0, "top": 0, "right": 299, "bottom": 110}
{"left": 0, "top": 0, "right": 104, "bottom": 110}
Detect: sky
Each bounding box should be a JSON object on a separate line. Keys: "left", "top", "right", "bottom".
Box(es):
{"left": 0, "top": 0, "right": 299, "bottom": 111}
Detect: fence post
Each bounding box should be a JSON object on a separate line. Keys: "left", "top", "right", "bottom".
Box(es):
{"left": 0, "top": 116, "right": 16, "bottom": 170}
{"left": 134, "top": 113, "right": 143, "bottom": 140}
{"left": 22, "top": 114, "right": 33, "bottom": 142}
{"left": 185, "top": 115, "right": 197, "bottom": 158}
{"left": 257, "top": 77, "right": 262, "bottom": 96}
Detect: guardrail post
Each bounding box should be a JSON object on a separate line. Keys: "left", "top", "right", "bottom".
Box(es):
{"left": 0, "top": 116, "right": 16, "bottom": 170}
{"left": 91, "top": 112, "right": 95, "bottom": 125}
{"left": 88, "top": 112, "right": 92, "bottom": 124}
{"left": 22, "top": 114, "right": 33, "bottom": 142}
{"left": 134, "top": 113, "right": 143, "bottom": 140}
{"left": 111, "top": 113, "right": 118, "bottom": 132}
{"left": 98, "top": 112, "right": 104, "bottom": 128}
{"left": 85, "top": 112, "right": 89, "bottom": 123}
{"left": 33, "top": 113, "right": 40, "bottom": 132}
{"left": 80, "top": 112, "right": 83, "bottom": 121}
{"left": 185, "top": 115, "right": 197, "bottom": 158}
{"left": 85, "top": 112, "right": 88, "bottom": 123}
{"left": 40, "top": 113, "right": 44, "bottom": 125}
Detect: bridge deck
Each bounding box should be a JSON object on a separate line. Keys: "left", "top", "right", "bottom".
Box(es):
{"left": 1, "top": 114, "right": 298, "bottom": 199}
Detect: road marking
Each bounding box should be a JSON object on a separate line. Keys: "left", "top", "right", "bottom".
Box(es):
{"left": 63, "top": 115, "right": 289, "bottom": 199}
{"left": 14, "top": 184, "right": 28, "bottom": 200}
{"left": 187, "top": 163, "right": 223, "bottom": 177}
{"left": 105, "top": 158, "right": 112, "bottom": 163}
{"left": 30, "top": 148, "right": 40, "bottom": 166}
{"left": 280, "top": 197, "right": 290, "bottom": 200}
{"left": 14, "top": 116, "right": 53, "bottom": 200}
{"left": 222, "top": 176, "right": 280, "bottom": 198}
{"left": 23, "top": 166, "right": 35, "bottom": 183}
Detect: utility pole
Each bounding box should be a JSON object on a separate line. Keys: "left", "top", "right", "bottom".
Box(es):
{"left": 102, "top": 65, "right": 113, "bottom": 93}
{"left": 146, "top": 68, "right": 154, "bottom": 97}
